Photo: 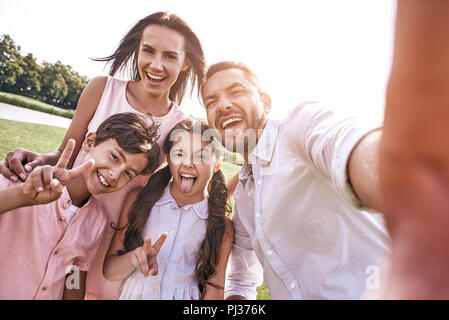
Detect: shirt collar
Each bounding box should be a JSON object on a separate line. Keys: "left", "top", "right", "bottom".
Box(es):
{"left": 248, "top": 118, "right": 280, "bottom": 164}
{"left": 155, "top": 183, "right": 209, "bottom": 219}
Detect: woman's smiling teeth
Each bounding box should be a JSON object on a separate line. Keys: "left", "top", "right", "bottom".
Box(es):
{"left": 146, "top": 72, "right": 166, "bottom": 81}
{"left": 97, "top": 171, "right": 110, "bottom": 187}
{"left": 222, "top": 117, "right": 243, "bottom": 129}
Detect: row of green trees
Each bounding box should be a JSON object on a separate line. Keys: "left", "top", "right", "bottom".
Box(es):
{"left": 0, "top": 34, "right": 89, "bottom": 110}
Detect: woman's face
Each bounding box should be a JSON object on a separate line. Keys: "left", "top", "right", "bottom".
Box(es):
{"left": 137, "top": 24, "right": 189, "bottom": 97}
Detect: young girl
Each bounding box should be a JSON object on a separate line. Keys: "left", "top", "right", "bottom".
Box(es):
{"left": 0, "top": 11, "right": 206, "bottom": 299}
{"left": 103, "top": 119, "right": 234, "bottom": 299}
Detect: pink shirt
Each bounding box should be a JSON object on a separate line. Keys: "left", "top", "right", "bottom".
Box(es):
{"left": 73, "top": 77, "right": 186, "bottom": 299}
{"left": 0, "top": 176, "right": 107, "bottom": 300}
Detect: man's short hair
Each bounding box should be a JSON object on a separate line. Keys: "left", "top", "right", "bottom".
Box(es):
{"left": 202, "top": 61, "right": 262, "bottom": 99}
{"left": 95, "top": 112, "right": 161, "bottom": 175}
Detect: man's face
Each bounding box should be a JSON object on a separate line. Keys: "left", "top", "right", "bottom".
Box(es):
{"left": 202, "top": 68, "right": 270, "bottom": 154}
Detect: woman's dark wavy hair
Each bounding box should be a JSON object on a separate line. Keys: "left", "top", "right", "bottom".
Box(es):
{"left": 93, "top": 11, "right": 206, "bottom": 105}
{"left": 115, "top": 119, "right": 231, "bottom": 295}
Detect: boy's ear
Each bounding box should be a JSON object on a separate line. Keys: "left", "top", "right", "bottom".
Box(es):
{"left": 259, "top": 92, "right": 272, "bottom": 114}
{"left": 82, "top": 132, "right": 97, "bottom": 152}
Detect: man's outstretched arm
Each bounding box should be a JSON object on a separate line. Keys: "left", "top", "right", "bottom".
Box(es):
{"left": 378, "top": 0, "right": 449, "bottom": 299}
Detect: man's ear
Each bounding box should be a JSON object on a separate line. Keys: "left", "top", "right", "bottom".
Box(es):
{"left": 81, "top": 132, "right": 97, "bottom": 153}
{"left": 260, "top": 92, "right": 272, "bottom": 114}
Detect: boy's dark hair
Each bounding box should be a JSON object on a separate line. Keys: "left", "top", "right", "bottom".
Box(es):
{"left": 115, "top": 118, "right": 231, "bottom": 296}
{"left": 94, "top": 112, "right": 161, "bottom": 175}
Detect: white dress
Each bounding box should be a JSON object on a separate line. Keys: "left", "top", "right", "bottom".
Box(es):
{"left": 119, "top": 184, "right": 208, "bottom": 300}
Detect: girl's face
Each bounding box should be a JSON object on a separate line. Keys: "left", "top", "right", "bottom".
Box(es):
{"left": 137, "top": 24, "right": 189, "bottom": 97}
{"left": 167, "top": 131, "right": 219, "bottom": 205}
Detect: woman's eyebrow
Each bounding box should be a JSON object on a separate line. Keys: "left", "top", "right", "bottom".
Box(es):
{"left": 141, "top": 43, "right": 180, "bottom": 56}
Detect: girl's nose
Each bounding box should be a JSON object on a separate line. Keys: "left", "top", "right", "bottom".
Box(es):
{"left": 182, "top": 157, "right": 194, "bottom": 168}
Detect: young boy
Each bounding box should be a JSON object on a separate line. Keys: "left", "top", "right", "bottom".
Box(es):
{"left": 0, "top": 112, "right": 161, "bottom": 300}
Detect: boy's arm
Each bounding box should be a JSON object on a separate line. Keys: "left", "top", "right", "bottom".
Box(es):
{"left": 63, "top": 270, "right": 87, "bottom": 300}
{"left": 0, "top": 139, "right": 94, "bottom": 214}
{"left": 0, "top": 184, "right": 34, "bottom": 214}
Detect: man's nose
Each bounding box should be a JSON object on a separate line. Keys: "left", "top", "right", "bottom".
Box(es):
{"left": 217, "top": 95, "right": 233, "bottom": 112}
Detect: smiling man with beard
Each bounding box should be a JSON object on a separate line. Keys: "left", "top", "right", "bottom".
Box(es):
{"left": 201, "top": 61, "right": 389, "bottom": 300}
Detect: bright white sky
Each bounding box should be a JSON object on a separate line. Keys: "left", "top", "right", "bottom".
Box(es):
{"left": 0, "top": 0, "right": 396, "bottom": 122}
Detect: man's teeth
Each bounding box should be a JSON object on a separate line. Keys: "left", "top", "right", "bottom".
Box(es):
{"left": 97, "top": 171, "right": 110, "bottom": 187}
{"left": 146, "top": 72, "right": 164, "bottom": 81}
{"left": 222, "top": 118, "right": 242, "bottom": 129}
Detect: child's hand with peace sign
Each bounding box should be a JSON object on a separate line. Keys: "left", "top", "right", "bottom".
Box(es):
{"left": 21, "top": 138, "right": 94, "bottom": 205}
{"left": 128, "top": 233, "right": 168, "bottom": 277}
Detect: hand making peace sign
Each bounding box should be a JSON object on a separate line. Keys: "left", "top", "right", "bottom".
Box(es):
{"left": 128, "top": 233, "right": 168, "bottom": 277}
{"left": 21, "top": 139, "right": 94, "bottom": 205}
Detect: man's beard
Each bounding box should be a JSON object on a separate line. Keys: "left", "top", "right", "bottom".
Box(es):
{"left": 222, "top": 128, "right": 259, "bottom": 155}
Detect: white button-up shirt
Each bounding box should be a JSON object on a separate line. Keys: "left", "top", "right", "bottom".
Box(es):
{"left": 119, "top": 184, "right": 208, "bottom": 300}
{"left": 225, "top": 102, "right": 390, "bottom": 300}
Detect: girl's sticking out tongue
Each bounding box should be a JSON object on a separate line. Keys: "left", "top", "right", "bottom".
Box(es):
{"left": 180, "top": 176, "right": 195, "bottom": 193}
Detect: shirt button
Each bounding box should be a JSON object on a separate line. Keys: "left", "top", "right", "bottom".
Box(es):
{"left": 257, "top": 180, "right": 262, "bottom": 185}
{"left": 54, "top": 250, "right": 59, "bottom": 255}
{"left": 67, "top": 199, "right": 72, "bottom": 205}
{"left": 255, "top": 212, "right": 260, "bottom": 218}
{"left": 42, "top": 286, "right": 47, "bottom": 291}
{"left": 59, "top": 216, "right": 65, "bottom": 222}
{"left": 290, "top": 282, "right": 297, "bottom": 289}
{"left": 267, "top": 250, "right": 273, "bottom": 256}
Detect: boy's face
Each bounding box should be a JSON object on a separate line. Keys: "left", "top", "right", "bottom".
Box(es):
{"left": 80, "top": 134, "right": 148, "bottom": 195}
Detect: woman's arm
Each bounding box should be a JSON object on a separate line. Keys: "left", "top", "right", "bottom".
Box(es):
{"left": 0, "top": 76, "right": 107, "bottom": 181}
{"left": 58, "top": 76, "right": 107, "bottom": 169}
{"left": 202, "top": 217, "right": 234, "bottom": 300}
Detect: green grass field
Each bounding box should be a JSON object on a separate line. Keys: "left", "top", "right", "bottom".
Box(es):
{"left": 0, "top": 117, "right": 271, "bottom": 300}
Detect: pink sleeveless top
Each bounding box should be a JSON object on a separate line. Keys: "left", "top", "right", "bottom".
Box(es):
{"left": 73, "top": 76, "right": 186, "bottom": 299}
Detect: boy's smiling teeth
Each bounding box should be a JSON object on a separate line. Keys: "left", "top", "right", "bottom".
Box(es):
{"left": 97, "top": 171, "right": 110, "bottom": 187}
{"left": 222, "top": 117, "right": 243, "bottom": 129}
